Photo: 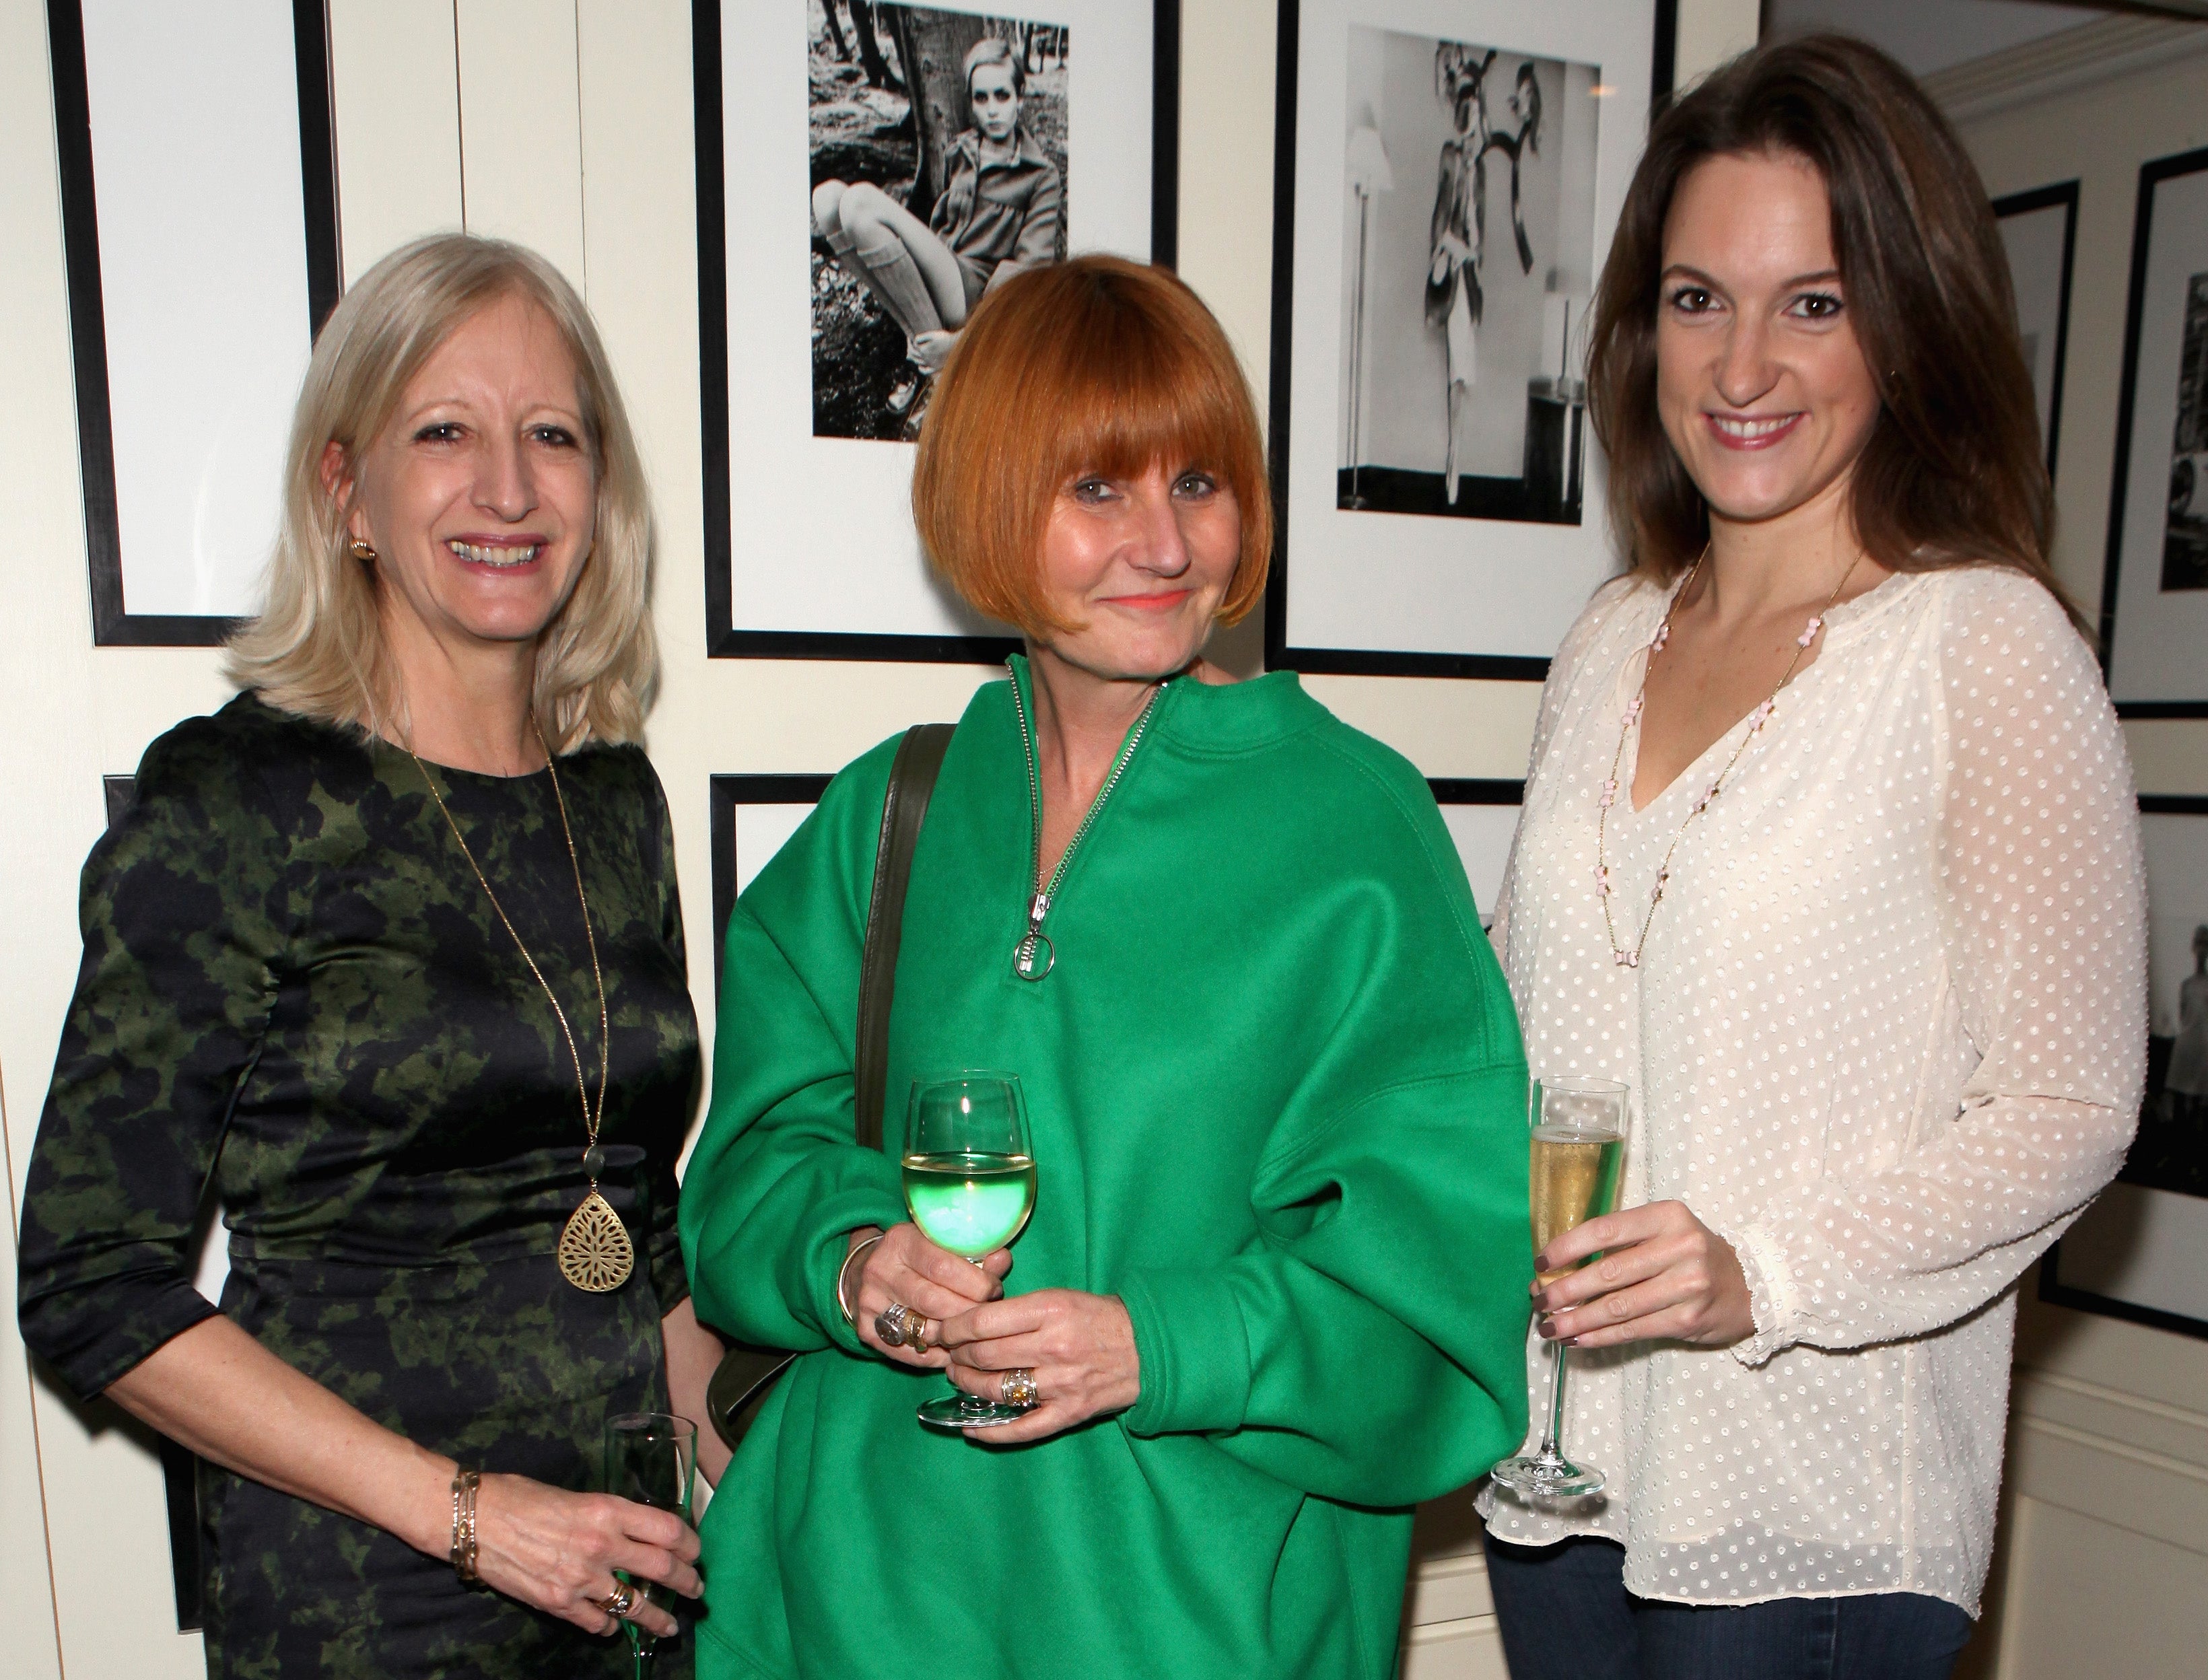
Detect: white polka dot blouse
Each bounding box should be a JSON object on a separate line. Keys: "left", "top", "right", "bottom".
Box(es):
{"left": 1477, "top": 565, "right": 2147, "bottom": 1617}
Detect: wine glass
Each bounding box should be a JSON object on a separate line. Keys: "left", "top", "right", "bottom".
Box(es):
{"left": 602, "top": 1411, "right": 697, "bottom": 1678}
{"left": 903, "top": 1071, "right": 1036, "bottom": 1431}
{"left": 1490, "top": 1076, "right": 1628, "bottom": 1500}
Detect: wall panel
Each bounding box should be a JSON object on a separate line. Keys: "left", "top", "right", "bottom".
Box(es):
{"left": 456, "top": 0, "right": 587, "bottom": 288}
{"left": 326, "top": 0, "right": 461, "bottom": 279}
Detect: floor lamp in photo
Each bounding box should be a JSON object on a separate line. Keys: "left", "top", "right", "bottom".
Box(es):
{"left": 1344, "top": 122, "right": 1393, "bottom": 510}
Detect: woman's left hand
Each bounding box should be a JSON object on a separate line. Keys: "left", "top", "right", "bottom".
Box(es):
{"left": 934, "top": 1290, "right": 1140, "bottom": 1444}
{"left": 911, "top": 329, "right": 957, "bottom": 374}
{"left": 1533, "top": 1200, "right": 1754, "bottom": 1351}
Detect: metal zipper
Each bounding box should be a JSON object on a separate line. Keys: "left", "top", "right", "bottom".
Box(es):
{"left": 1007, "top": 662, "right": 1165, "bottom": 981}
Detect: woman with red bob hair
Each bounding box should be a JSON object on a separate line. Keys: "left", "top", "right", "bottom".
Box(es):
{"left": 680, "top": 256, "right": 1534, "bottom": 1678}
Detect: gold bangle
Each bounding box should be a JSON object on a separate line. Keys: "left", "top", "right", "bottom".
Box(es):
{"left": 837, "top": 1232, "right": 887, "bottom": 1327}
{"left": 450, "top": 1469, "right": 481, "bottom": 1584}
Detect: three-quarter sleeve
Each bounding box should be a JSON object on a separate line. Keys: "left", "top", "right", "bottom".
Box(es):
{"left": 17, "top": 722, "right": 290, "bottom": 1397}
{"left": 1724, "top": 570, "right": 2147, "bottom": 1363}
{"left": 679, "top": 740, "right": 904, "bottom": 1354}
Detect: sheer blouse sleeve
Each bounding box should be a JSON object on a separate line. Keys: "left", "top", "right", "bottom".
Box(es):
{"left": 1725, "top": 570, "right": 2147, "bottom": 1364}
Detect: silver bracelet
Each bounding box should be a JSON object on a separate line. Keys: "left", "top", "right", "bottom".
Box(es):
{"left": 837, "top": 1232, "right": 887, "bottom": 1327}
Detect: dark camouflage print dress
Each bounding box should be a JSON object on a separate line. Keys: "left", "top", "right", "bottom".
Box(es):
{"left": 18, "top": 695, "right": 701, "bottom": 1679}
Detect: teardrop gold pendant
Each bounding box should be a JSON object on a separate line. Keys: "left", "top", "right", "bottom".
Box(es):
{"left": 557, "top": 1189, "right": 634, "bottom": 1292}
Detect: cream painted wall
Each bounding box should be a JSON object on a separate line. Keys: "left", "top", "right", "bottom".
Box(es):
{"left": 11, "top": 1, "right": 2197, "bottom": 1675}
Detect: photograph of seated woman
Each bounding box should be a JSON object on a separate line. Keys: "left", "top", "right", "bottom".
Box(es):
{"left": 1480, "top": 36, "right": 2146, "bottom": 1680}
{"left": 17, "top": 234, "right": 722, "bottom": 1677}
{"left": 681, "top": 255, "right": 1533, "bottom": 1680}
{"left": 812, "top": 34, "right": 1063, "bottom": 437}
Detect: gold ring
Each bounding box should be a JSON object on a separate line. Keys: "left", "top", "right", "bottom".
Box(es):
{"left": 1001, "top": 1368, "right": 1039, "bottom": 1408}
{"left": 594, "top": 1582, "right": 638, "bottom": 1619}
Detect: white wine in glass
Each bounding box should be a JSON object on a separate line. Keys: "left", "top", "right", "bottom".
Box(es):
{"left": 904, "top": 1071, "right": 1035, "bottom": 1431}
{"left": 1490, "top": 1077, "right": 1627, "bottom": 1500}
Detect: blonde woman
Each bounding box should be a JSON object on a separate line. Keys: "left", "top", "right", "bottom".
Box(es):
{"left": 19, "top": 235, "right": 717, "bottom": 1678}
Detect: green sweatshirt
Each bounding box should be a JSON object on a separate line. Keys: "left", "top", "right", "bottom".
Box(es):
{"left": 681, "top": 662, "right": 1531, "bottom": 1680}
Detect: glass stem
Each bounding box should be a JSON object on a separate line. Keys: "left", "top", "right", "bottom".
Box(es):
{"left": 1540, "top": 1337, "right": 1571, "bottom": 1459}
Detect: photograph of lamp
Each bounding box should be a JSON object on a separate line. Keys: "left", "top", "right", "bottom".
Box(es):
{"left": 1344, "top": 118, "right": 1393, "bottom": 510}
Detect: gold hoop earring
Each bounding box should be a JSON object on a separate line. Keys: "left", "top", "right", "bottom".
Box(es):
{"left": 349, "top": 538, "right": 378, "bottom": 563}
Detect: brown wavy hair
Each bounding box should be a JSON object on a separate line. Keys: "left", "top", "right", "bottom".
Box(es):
{"left": 1587, "top": 34, "right": 2076, "bottom": 621}
{"left": 912, "top": 255, "right": 1270, "bottom": 639}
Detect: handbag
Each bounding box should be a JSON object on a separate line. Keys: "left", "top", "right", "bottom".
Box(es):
{"left": 703, "top": 722, "right": 956, "bottom": 1451}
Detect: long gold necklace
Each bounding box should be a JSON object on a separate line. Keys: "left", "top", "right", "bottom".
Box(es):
{"left": 1595, "top": 547, "right": 1862, "bottom": 969}
{"left": 407, "top": 724, "right": 633, "bottom": 1292}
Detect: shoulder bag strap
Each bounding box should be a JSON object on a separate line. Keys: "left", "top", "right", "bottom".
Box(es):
{"left": 707, "top": 720, "right": 954, "bottom": 1450}
{"left": 853, "top": 722, "right": 955, "bottom": 1150}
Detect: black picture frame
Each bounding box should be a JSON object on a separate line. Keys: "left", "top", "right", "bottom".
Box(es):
{"left": 694, "top": 0, "right": 1181, "bottom": 663}
{"left": 709, "top": 773, "right": 834, "bottom": 993}
{"left": 2040, "top": 1248, "right": 2207, "bottom": 1342}
{"left": 2040, "top": 793, "right": 2208, "bottom": 1342}
{"left": 48, "top": 0, "right": 341, "bottom": 649}
{"left": 2098, "top": 144, "right": 2208, "bottom": 718}
{"left": 1991, "top": 179, "right": 2079, "bottom": 479}
{"left": 708, "top": 770, "right": 1523, "bottom": 987}
{"left": 1263, "top": 0, "right": 1674, "bottom": 682}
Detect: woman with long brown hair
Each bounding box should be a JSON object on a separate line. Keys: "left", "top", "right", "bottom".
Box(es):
{"left": 1481, "top": 37, "right": 2145, "bottom": 1678}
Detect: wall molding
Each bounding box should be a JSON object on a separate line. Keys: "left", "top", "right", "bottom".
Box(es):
{"left": 2010, "top": 1412, "right": 2208, "bottom": 1558}
{"left": 1923, "top": 15, "right": 2208, "bottom": 123}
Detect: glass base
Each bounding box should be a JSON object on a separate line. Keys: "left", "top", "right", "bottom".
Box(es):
{"left": 1489, "top": 1449, "right": 1606, "bottom": 1498}
{"left": 916, "top": 1395, "right": 1031, "bottom": 1431}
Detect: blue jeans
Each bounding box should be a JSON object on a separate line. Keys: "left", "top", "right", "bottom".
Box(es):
{"left": 1483, "top": 1533, "right": 1974, "bottom": 1680}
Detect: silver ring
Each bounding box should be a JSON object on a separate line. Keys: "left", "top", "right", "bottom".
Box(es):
{"left": 594, "top": 1582, "right": 638, "bottom": 1619}
{"left": 875, "top": 1301, "right": 916, "bottom": 1348}
{"left": 1001, "top": 1368, "right": 1039, "bottom": 1409}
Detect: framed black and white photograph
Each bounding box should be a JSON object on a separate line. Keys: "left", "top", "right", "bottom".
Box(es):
{"left": 695, "top": 1, "right": 1179, "bottom": 662}
{"left": 1993, "top": 179, "right": 2077, "bottom": 478}
{"left": 2099, "top": 145, "right": 2208, "bottom": 716}
{"left": 49, "top": 0, "right": 339, "bottom": 647}
{"left": 2042, "top": 797, "right": 2208, "bottom": 1341}
{"left": 1267, "top": 0, "right": 1665, "bottom": 680}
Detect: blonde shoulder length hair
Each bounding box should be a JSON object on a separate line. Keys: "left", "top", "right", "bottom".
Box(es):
{"left": 225, "top": 233, "right": 657, "bottom": 752}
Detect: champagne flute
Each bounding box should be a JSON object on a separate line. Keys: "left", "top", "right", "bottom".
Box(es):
{"left": 1490, "top": 1076, "right": 1628, "bottom": 1500}
{"left": 602, "top": 1411, "right": 696, "bottom": 1679}
{"left": 903, "top": 1071, "right": 1036, "bottom": 1430}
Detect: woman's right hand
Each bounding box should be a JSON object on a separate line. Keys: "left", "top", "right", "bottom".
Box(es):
{"left": 470, "top": 1473, "right": 702, "bottom": 1640}
{"left": 846, "top": 1223, "right": 1010, "bottom": 1370}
